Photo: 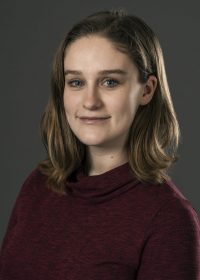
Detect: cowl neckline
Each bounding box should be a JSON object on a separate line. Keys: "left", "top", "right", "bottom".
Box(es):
{"left": 65, "top": 162, "right": 140, "bottom": 204}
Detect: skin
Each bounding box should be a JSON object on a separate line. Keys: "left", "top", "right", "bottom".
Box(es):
{"left": 63, "top": 35, "right": 157, "bottom": 175}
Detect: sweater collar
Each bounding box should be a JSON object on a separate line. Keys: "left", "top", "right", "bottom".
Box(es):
{"left": 65, "top": 162, "right": 140, "bottom": 204}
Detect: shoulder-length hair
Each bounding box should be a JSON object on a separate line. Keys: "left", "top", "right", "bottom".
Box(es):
{"left": 37, "top": 8, "right": 181, "bottom": 195}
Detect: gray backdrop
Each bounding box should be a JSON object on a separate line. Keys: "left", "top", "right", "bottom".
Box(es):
{"left": 0, "top": 0, "right": 199, "bottom": 246}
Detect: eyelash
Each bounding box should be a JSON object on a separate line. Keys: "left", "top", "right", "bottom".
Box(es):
{"left": 66, "top": 78, "right": 120, "bottom": 88}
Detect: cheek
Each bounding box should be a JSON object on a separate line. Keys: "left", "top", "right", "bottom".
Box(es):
{"left": 63, "top": 93, "right": 77, "bottom": 115}
{"left": 114, "top": 97, "right": 137, "bottom": 120}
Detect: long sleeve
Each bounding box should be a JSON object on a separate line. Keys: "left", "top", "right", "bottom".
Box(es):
{"left": 0, "top": 170, "right": 36, "bottom": 259}
{"left": 136, "top": 196, "right": 200, "bottom": 279}
{"left": 0, "top": 198, "right": 18, "bottom": 256}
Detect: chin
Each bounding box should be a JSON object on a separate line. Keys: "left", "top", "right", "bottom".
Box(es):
{"left": 74, "top": 133, "right": 106, "bottom": 145}
{"left": 78, "top": 139, "right": 106, "bottom": 146}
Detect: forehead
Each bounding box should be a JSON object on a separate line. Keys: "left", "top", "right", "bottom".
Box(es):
{"left": 63, "top": 35, "right": 138, "bottom": 74}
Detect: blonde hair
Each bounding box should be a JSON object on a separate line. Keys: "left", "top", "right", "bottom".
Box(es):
{"left": 37, "top": 8, "right": 181, "bottom": 195}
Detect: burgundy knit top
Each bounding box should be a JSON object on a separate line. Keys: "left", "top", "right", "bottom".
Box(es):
{"left": 0, "top": 162, "right": 200, "bottom": 279}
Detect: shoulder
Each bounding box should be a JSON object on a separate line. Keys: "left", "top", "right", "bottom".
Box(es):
{"left": 160, "top": 180, "right": 199, "bottom": 224}
{"left": 135, "top": 179, "right": 200, "bottom": 234}
{"left": 143, "top": 180, "right": 200, "bottom": 238}
{"left": 136, "top": 181, "right": 200, "bottom": 278}
{"left": 17, "top": 167, "right": 48, "bottom": 198}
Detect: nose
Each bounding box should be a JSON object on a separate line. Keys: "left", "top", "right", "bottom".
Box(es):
{"left": 82, "top": 84, "right": 103, "bottom": 110}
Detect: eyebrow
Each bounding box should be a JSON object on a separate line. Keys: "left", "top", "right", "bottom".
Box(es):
{"left": 64, "top": 69, "right": 128, "bottom": 76}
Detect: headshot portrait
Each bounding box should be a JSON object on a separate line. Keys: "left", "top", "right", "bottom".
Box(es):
{"left": 0, "top": 2, "right": 200, "bottom": 280}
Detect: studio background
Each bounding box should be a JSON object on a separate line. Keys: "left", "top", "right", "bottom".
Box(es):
{"left": 0, "top": 0, "right": 199, "bottom": 246}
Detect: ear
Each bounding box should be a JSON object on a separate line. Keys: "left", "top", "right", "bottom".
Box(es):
{"left": 139, "top": 75, "right": 157, "bottom": 106}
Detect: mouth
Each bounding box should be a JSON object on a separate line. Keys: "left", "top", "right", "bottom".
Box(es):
{"left": 78, "top": 117, "right": 110, "bottom": 124}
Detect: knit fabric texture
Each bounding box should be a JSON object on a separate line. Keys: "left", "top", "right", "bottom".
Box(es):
{"left": 0, "top": 162, "right": 200, "bottom": 279}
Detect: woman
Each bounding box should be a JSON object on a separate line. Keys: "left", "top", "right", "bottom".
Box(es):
{"left": 0, "top": 8, "right": 200, "bottom": 280}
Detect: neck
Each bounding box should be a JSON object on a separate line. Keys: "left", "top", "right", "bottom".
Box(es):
{"left": 84, "top": 146, "right": 128, "bottom": 176}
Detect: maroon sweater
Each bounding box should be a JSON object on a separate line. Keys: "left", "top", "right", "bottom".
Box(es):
{"left": 0, "top": 162, "right": 200, "bottom": 279}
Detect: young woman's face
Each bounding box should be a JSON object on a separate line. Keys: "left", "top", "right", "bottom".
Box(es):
{"left": 63, "top": 35, "right": 145, "bottom": 149}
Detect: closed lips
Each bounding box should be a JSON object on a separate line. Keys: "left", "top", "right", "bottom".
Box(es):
{"left": 79, "top": 117, "right": 110, "bottom": 120}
